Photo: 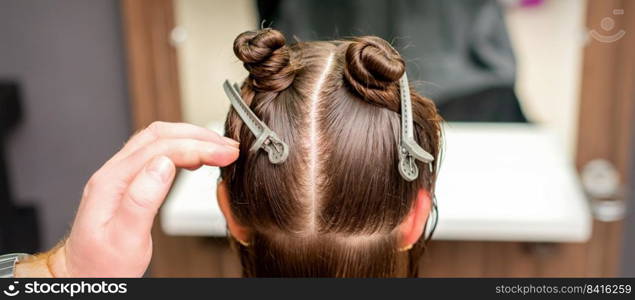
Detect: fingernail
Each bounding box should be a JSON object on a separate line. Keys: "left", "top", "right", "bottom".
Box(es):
{"left": 224, "top": 144, "right": 240, "bottom": 153}
{"left": 147, "top": 156, "right": 173, "bottom": 182}
{"left": 205, "top": 144, "right": 238, "bottom": 157}
{"left": 222, "top": 137, "right": 240, "bottom": 147}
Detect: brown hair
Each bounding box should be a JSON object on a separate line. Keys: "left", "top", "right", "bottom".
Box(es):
{"left": 221, "top": 29, "right": 443, "bottom": 277}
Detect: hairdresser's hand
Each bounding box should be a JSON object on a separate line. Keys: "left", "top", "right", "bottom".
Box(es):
{"left": 17, "top": 122, "right": 239, "bottom": 277}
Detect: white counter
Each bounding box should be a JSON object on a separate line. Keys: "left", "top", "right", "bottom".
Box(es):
{"left": 161, "top": 123, "right": 592, "bottom": 242}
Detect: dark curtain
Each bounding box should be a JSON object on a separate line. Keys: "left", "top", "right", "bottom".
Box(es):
{"left": 0, "top": 81, "right": 40, "bottom": 253}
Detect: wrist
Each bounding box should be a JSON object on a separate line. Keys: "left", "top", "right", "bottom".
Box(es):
{"left": 47, "top": 242, "right": 70, "bottom": 277}
{"left": 14, "top": 241, "right": 70, "bottom": 278}
{"left": 14, "top": 255, "right": 52, "bottom": 278}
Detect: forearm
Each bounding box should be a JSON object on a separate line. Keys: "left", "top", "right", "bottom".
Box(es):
{"left": 14, "top": 241, "right": 69, "bottom": 278}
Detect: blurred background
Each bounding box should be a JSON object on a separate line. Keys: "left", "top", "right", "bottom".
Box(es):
{"left": 0, "top": 0, "right": 633, "bottom": 277}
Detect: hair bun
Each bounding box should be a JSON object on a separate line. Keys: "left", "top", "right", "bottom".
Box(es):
{"left": 233, "top": 29, "right": 295, "bottom": 92}
{"left": 343, "top": 36, "right": 405, "bottom": 106}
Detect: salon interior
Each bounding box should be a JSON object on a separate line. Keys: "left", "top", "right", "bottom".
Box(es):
{"left": 1, "top": 0, "right": 634, "bottom": 277}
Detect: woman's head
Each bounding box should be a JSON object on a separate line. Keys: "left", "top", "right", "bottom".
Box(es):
{"left": 218, "top": 29, "right": 443, "bottom": 277}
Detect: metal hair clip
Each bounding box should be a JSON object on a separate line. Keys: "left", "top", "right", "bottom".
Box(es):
{"left": 398, "top": 73, "right": 434, "bottom": 181}
{"left": 222, "top": 80, "right": 289, "bottom": 164}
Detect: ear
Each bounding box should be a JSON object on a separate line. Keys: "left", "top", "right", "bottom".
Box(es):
{"left": 397, "top": 189, "right": 432, "bottom": 249}
{"left": 217, "top": 180, "right": 251, "bottom": 243}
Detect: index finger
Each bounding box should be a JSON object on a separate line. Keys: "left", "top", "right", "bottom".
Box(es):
{"left": 110, "top": 121, "right": 237, "bottom": 163}
{"left": 80, "top": 138, "right": 239, "bottom": 224}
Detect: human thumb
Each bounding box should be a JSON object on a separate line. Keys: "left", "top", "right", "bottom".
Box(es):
{"left": 112, "top": 156, "right": 176, "bottom": 237}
